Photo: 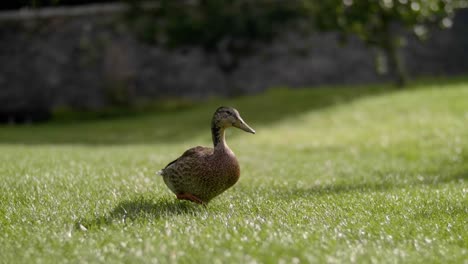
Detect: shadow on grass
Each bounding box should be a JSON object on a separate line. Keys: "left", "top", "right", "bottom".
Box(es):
{"left": 76, "top": 170, "right": 467, "bottom": 231}
{"left": 2, "top": 77, "right": 467, "bottom": 145}
{"left": 76, "top": 196, "right": 204, "bottom": 230}
{"left": 0, "top": 83, "right": 396, "bottom": 145}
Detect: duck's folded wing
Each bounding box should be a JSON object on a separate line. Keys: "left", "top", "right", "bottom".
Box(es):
{"left": 163, "top": 146, "right": 213, "bottom": 169}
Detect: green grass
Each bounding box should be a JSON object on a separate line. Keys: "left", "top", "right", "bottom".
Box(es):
{"left": 1, "top": 80, "right": 467, "bottom": 263}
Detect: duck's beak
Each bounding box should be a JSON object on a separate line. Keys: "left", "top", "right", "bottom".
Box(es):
{"left": 235, "top": 118, "right": 256, "bottom": 134}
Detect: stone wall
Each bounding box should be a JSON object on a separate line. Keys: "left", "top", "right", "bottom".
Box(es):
{"left": 1, "top": 7, "right": 467, "bottom": 122}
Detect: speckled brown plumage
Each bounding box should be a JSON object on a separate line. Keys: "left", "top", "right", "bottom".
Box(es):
{"left": 158, "top": 106, "right": 255, "bottom": 205}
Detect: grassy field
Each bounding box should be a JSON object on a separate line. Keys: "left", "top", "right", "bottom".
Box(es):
{"left": 0, "top": 80, "right": 467, "bottom": 263}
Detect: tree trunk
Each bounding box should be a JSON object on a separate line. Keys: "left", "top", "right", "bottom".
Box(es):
{"left": 382, "top": 23, "right": 408, "bottom": 87}
{"left": 386, "top": 36, "right": 408, "bottom": 87}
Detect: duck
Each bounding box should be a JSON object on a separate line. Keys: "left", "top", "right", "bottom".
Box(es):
{"left": 158, "top": 106, "right": 255, "bottom": 205}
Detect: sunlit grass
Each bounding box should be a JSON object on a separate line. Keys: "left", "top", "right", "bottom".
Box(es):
{"left": 0, "top": 80, "right": 467, "bottom": 263}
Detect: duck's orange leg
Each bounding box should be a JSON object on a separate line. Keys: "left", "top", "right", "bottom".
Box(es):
{"left": 176, "top": 193, "right": 205, "bottom": 205}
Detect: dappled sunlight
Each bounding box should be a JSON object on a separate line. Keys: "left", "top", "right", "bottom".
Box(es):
{"left": 1, "top": 81, "right": 467, "bottom": 147}
{"left": 0, "top": 83, "right": 393, "bottom": 145}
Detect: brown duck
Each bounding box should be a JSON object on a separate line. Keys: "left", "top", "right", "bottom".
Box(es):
{"left": 158, "top": 106, "right": 255, "bottom": 205}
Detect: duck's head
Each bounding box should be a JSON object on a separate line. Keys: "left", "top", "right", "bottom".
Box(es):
{"left": 213, "top": 106, "right": 255, "bottom": 134}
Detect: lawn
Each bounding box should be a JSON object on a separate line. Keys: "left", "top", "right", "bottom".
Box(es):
{"left": 0, "top": 79, "right": 467, "bottom": 263}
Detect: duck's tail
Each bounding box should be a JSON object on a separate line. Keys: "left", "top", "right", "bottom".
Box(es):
{"left": 156, "top": 169, "right": 164, "bottom": 176}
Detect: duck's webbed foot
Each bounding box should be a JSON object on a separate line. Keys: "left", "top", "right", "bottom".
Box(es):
{"left": 176, "top": 193, "right": 206, "bottom": 206}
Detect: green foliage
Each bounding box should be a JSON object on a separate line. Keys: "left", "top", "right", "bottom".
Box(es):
{"left": 0, "top": 79, "right": 467, "bottom": 262}
{"left": 311, "top": 0, "right": 459, "bottom": 42}
{"left": 127, "top": 0, "right": 467, "bottom": 85}
{"left": 307, "top": 0, "right": 466, "bottom": 86}
{"left": 127, "top": 0, "right": 303, "bottom": 73}
{"left": 157, "top": 1, "right": 299, "bottom": 49}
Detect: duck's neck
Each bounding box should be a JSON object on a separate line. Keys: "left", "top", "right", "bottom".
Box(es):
{"left": 211, "top": 123, "right": 229, "bottom": 153}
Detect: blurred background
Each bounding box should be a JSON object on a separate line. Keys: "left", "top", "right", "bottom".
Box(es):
{"left": 1, "top": 0, "right": 467, "bottom": 124}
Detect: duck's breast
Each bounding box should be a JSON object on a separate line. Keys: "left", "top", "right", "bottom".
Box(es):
{"left": 213, "top": 151, "right": 240, "bottom": 188}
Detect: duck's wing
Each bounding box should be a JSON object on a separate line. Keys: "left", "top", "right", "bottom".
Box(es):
{"left": 163, "top": 146, "right": 213, "bottom": 169}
